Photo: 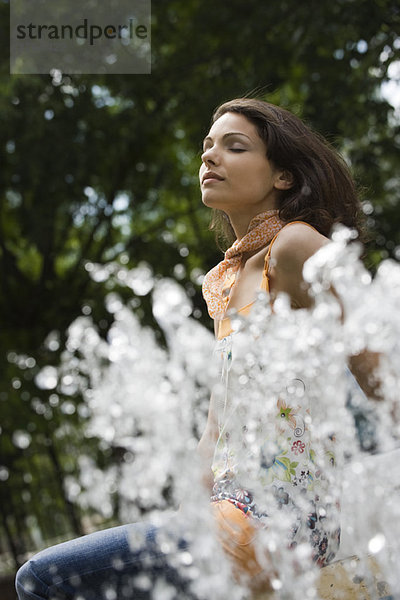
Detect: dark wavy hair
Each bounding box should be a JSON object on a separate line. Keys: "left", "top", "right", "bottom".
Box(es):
{"left": 208, "top": 98, "right": 365, "bottom": 249}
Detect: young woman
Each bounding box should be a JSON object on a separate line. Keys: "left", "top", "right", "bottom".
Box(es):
{"left": 16, "top": 98, "right": 378, "bottom": 599}
{"left": 198, "top": 98, "right": 381, "bottom": 593}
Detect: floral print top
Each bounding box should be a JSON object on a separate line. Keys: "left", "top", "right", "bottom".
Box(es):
{"left": 211, "top": 330, "right": 341, "bottom": 567}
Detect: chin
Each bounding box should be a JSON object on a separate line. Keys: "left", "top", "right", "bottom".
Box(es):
{"left": 201, "top": 193, "right": 228, "bottom": 210}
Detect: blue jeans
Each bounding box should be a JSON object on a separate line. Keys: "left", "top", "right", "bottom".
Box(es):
{"left": 15, "top": 521, "right": 196, "bottom": 599}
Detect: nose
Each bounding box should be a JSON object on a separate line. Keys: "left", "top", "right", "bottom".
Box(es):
{"left": 201, "top": 145, "right": 219, "bottom": 166}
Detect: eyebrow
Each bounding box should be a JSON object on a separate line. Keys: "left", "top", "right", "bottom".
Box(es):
{"left": 202, "top": 131, "right": 252, "bottom": 145}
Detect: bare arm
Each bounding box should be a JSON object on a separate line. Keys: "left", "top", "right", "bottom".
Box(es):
{"left": 348, "top": 349, "right": 383, "bottom": 401}
{"left": 269, "top": 223, "right": 383, "bottom": 400}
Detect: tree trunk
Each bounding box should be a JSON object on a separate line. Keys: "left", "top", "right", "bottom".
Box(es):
{"left": 46, "top": 438, "right": 84, "bottom": 537}
{"left": 0, "top": 501, "right": 22, "bottom": 569}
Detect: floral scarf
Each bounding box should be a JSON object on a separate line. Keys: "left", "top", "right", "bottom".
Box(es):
{"left": 202, "top": 210, "right": 285, "bottom": 319}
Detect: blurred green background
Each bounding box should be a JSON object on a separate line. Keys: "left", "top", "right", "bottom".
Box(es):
{"left": 1, "top": 0, "right": 399, "bottom": 591}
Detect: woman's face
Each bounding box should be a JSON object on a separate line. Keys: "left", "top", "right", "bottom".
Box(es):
{"left": 199, "top": 112, "right": 283, "bottom": 217}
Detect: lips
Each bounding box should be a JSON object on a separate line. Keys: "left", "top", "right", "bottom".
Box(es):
{"left": 202, "top": 171, "right": 224, "bottom": 184}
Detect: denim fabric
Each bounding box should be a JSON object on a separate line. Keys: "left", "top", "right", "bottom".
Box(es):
{"left": 15, "top": 521, "right": 195, "bottom": 600}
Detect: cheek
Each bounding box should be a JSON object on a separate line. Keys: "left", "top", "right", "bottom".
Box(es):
{"left": 237, "top": 156, "right": 266, "bottom": 177}
{"left": 254, "top": 162, "right": 273, "bottom": 187}
{"left": 239, "top": 161, "right": 266, "bottom": 187}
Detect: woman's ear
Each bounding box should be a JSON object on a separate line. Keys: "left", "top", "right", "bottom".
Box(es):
{"left": 274, "top": 170, "right": 294, "bottom": 190}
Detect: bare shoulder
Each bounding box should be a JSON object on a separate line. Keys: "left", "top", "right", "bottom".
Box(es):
{"left": 271, "top": 222, "right": 330, "bottom": 270}
{"left": 268, "top": 222, "right": 331, "bottom": 308}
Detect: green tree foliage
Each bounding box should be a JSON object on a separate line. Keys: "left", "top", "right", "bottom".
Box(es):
{"left": 0, "top": 0, "right": 399, "bottom": 571}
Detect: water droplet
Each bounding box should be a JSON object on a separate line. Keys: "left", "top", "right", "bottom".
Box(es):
{"left": 12, "top": 430, "right": 32, "bottom": 449}
{"left": 271, "top": 578, "right": 282, "bottom": 590}
{"left": 35, "top": 366, "right": 58, "bottom": 390}
{"left": 0, "top": 466, "right": 9, "bottom": 481}
{"left": 12, "top": 378, "right": 21, "bottom": 389}
{"left": 103, "top": 587, "right": 117, "bottom": 600}
{"left": 61, "top": 401, "right": 76, "bottom": 415}
{"left": 368, "top": 533, "right": 385, "bottom": 554}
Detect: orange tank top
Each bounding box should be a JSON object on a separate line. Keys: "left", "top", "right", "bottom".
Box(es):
{"left": 216, "top": 221, "right": 318, "bottom": 340}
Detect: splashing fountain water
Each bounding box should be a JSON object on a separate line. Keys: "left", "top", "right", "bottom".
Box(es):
{"left": 43, "top": 226, "right": 400, "bottom": 600}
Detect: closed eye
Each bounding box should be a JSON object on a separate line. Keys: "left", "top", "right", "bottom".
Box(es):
{"left": 230, "top": 148, "right": 246, "bottom": 153}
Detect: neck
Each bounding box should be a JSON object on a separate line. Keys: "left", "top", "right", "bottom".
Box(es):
{"left": 227, "top": 206, "right": 278, "bottom": 240}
